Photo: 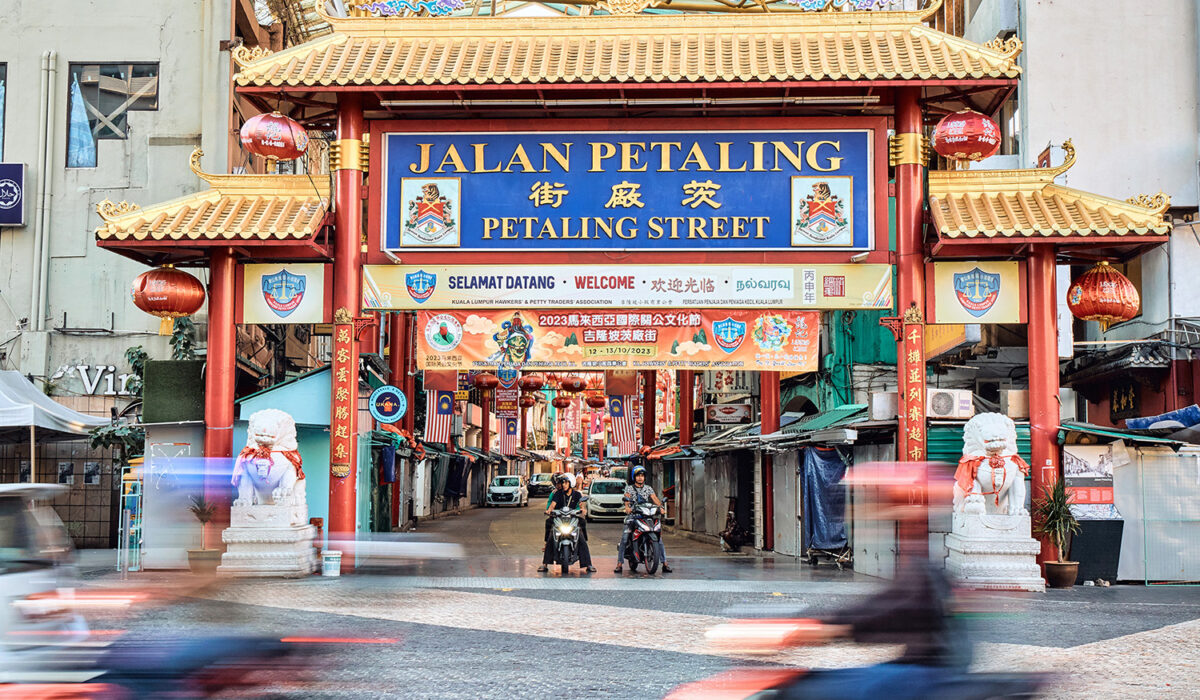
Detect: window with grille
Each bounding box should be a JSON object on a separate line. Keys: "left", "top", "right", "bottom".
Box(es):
{"left": 67, "top": 63, "right": 159, "bottom": 168}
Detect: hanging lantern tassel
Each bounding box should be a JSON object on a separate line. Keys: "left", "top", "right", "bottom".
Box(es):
{"left": 159, "top": 317, "right": 174, "bottom": 336}
{"left": 1066, "top": 261, "right": 1140, "bottom": 331}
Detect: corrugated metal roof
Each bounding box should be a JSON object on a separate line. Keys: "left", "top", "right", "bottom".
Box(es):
{"left": 783, "top": 405, "right": 868, "bottom": 434}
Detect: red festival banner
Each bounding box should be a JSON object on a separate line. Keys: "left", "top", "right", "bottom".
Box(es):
{"left": 902, "top": 322, "right": 926, "bottom": 462}
{"left": 415, "top": 309, "right": 820, "bottom": 372}
{"left": 329, "top": 320, "right": 356, "bottom": 478}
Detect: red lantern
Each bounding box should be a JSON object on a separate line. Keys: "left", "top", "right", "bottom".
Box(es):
{"left": 1067, "top": 261, "right": 1140, "bottom": 329}
{"left": 586, "top": 395, "right": 607, "bottom": 410}
{"left": 473, "top": 372, "right": 500, "bottom": 392}
{"left": 131, "top": 266, "right": 205, "bottom": 334}
{"left": 518, "top": 374, "right": 545, "bottom": 392}
{"left": 560, "top": 375, "right": 587, "bottom": 393}
{"left": 551, "top": 395, "right": 572, "bottom": 410}
{"left": 240, "top": 112, "right": 309, "bottom": 161}
{"left": 519, "top": 394, "right": 537, "bottom": 409}
{"left": 932, "top": 110, "right": 1001, "bottom": 162}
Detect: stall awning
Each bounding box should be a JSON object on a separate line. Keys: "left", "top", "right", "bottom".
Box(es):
{"left": 1057, "top": 421, "right": 1184, "bottom": 448}
{"left": 95, "top": 149, "right": 331, "bottom": 266}
{"left": 232, "top": 5, "right": 1021, "bottom": 90}
{"left": 1061, "top": 342, "right": 1171, "bottom": 395}
{"left": 0, "top": 371, "right": 108, "bottom": 444}
{"left": 929, "top": 141, "right": 1171, "bottom": 255}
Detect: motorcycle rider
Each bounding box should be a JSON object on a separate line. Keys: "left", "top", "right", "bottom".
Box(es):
{"left": 537, "top": 473, "right": 595, "bottom": 573}
{"left": 613, "top": 465, "right": 672, "bottom": 573}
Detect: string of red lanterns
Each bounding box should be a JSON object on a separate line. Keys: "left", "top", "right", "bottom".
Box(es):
{"left": 931, "top": 109, "right": 1002, "bottom": 162}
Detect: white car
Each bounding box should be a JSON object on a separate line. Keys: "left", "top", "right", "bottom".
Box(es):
{"left": 585, "top": 478, "right": 628, "bottom": 521}
{"left": 485, "top": 475, "right": 528, "bottom": 507}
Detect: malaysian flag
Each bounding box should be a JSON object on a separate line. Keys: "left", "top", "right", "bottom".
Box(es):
{"left": 499, "top": 417, "right": 519, "bottom": 455}
{"left": 608, "top": 395, "right": 636, "bottom": 454}
{"left": 425, "top": 390, "right": 454, "bottom": 444}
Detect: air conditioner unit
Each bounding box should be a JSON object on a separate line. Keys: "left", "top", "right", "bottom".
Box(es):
{"left": 1000, "top": 390, "right": 1029, "bottom": 419}
{"left": 927, "top": 389, "right": 975, "bottom": 419}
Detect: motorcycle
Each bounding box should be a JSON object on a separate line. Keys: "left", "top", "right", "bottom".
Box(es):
{"left": 548, "top": 508, "right": 583, "bottom": 576}
{"left": 624, "top": 502, "right": 662, "bottom": 574}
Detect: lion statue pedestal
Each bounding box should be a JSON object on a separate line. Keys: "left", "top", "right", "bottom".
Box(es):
{"left": 944, "top": 413, "right": 1045, "bottom": 592}
{"left": 217, "top": 409, "right": 318, "bottom": 577}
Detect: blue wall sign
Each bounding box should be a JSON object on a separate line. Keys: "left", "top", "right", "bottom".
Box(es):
{"left": 0, "top": 163, "right": 26, "bottom": 227}
{"left": 369, "top": 385, "right": 408, "bottom": 424}
{"left": 381, "top": 130, "right": 874, "bottom": 252}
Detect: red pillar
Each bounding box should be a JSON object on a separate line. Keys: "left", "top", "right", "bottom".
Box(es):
{"left": 387, "top": 312, "right": 405, "bottom": 528}
{"left": 678, "top": 370, "right": 695, "bottom": 446}
{"left": 641, "top": 370, "right": 656, "bottom": 449}
{"left": 204, "top": 246, "right": 237, "bottom": 529}
{"left": 1027, "top": 244, "right": 1062, "bottom": 564}
{"left": 520, "top": 404, "right": 528, "bottom": 450}
{"left": 760, "top": 371, "right": 780, "bottom": 550}
{"left": 894, "top": 86, "right": 928, "bottom": 462}
{"left": 328, "top": 94, "right": 364, "bottom": 541}
{"left": 481, "top": 394, "right": 491, "bottom": 453}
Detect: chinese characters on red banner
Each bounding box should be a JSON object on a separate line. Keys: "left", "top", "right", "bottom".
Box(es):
{"left": 330, "top": 318, "right": 355, "bottom": 478}
{"left": 903, "top": 322, "right": 926, "bottom": 462}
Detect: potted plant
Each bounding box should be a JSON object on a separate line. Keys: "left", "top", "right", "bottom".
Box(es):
{"left": 1033, "top": 478, "right": 1082, "bottom": 588}
{"left": 186, "top": 494, "right": 221, "bottom": 575}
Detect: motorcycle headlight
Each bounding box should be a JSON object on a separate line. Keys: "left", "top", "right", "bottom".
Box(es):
{"left": 558, "top": 525, "right": 574, "bottom": 535}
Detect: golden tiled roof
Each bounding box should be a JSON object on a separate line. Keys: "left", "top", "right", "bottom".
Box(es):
{"left": 928, "top": 141, "right": 1172, "bottom": 240}
{"left": 231, "top": 2, "right": 1022, "bottom": 88}
{"left": 95, "top": 149, "right": 331, "bottom": 243}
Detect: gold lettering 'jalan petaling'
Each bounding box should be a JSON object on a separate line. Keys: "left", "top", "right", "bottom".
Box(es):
{"left": 408, "top": 140, "right": 843, "bottom": 174}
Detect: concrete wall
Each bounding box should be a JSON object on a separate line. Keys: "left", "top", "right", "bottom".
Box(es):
{"left": 0, "top": 0, "right": 231, "bottom": 391}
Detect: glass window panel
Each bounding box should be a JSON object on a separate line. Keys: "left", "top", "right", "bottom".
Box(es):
{"left": 66, "top": 63, "right": 159, "bottom": 168}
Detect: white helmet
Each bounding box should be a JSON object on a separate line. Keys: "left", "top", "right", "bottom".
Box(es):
{"left": 563, "top": 473, "right": 577, "bottom": 489}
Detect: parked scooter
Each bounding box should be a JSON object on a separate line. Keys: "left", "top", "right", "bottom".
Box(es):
{"left": 623, "top": 502, "right": 662, "bottom": 574}
{"left": 548, "top": 507, "right": 583, "bottom": 576}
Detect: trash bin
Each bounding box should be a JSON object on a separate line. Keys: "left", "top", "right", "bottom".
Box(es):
{"left": 321, "top": 550, "right": 342, "bottom": 577}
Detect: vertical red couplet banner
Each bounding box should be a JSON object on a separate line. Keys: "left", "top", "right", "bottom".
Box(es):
{"left": 903, "top": 322, "right": 926, "bottom": 462}
{"left": 330, "top": 322, "right": 356, "bottom": 478}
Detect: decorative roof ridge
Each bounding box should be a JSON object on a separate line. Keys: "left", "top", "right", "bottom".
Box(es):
{"left": 928, "top": 140, "right": 1078, "bottom": 191}
{"left": 186, "top": 148, "right": 330, "bottom": 196}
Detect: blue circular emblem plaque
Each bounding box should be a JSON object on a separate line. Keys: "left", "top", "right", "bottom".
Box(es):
{"left": 369, "top": 385, "right": 407, "bottom": 424}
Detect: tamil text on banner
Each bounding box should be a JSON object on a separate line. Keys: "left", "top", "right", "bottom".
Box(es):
{"left": 364, "top": 264, "right": 891, "bottom": 310}
{"left": 380, "top": 129, "right": 879, "bottom": 253}
{"left": 928, "top": 261, "right": 1025, "bottom": 324}
{"left": 243, "top": 263, "right": 329, "bottom": 324}
{"left": 415, "top": 309, "right": 820, "bottom": 372}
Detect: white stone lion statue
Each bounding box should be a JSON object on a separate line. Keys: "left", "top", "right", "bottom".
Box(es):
{"left": 232, "top": 409, "right": 305, "bottom": 506}
{"left": 954, "top": 413, "right": 1030, "bottom": 516}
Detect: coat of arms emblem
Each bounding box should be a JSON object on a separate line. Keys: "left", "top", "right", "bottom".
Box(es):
{"left": 261, "top": 269, "right": 306, "bottom": 318}
{"left": 712, "top": 317, "right": 747, "bottom": 354}
{"left": 953, "top": 267, "right": 1002, "bottom": 318}
{"left": 405, "top": 270, "right": 437, "bottom": 303}
{"left": 404, "top": 181, "right": 457, "bottom": 244}
{"left": 793, "top": 181, "right": 849, "bottom": 243}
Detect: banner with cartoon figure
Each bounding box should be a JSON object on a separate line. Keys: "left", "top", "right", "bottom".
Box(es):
{"left": 415, "top": 309, "right": 820, "bottom": 372}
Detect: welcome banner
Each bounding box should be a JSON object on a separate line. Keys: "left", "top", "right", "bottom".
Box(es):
{"left": 416, "top": 309, "right": 820, "bottom": 372}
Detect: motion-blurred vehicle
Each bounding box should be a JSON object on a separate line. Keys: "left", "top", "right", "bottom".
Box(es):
{"left": 528, "top": 473, "right": 555, "bottom": 496}
{"left": 484, "top": 476, "right": 528, "bottom": 507}
{"left": 622, "top": 502, "right": 663, "bottom": 574}
{"left": 0, "top": 484, "right": 87, "bottom": 679}
{"left": 584, "top": 478, "right": 627, "bottom": 521}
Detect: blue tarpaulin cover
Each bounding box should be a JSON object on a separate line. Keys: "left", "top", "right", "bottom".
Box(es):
{"left": 1125, "top": 404, "right": 1200, "bottom": 430}
{"left": 801, "top": 447, "right": 848, "bottom": 550}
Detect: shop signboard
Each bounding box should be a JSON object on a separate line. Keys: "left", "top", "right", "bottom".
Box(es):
{"left": 927, "top": 261, "right": 1025, "bottom": 325}
{"left": 704, "top": 370, "right": 760, "bottom": 395}
{"left": 368, "top": 385, "right": 407, "bottom": 424}
{"left": 902, "top": 322, "right": 926, "bottom": 462}
{"left": 415, "top": 309, "right": 820, "bottom": 372}
{"left": 0, "top": 163, "right": 26, "bottom": 227}
{"left": 495, "top": 368, "right": 519, "bottom": 418}
{"left": 381, "top": 129, "right": 877, "bottom": 252}
{"left": 364, "top": 263, "right": 892, "bottom": 310}
{"left": 241, "top": 263, "right": 330, "bottom": 324}
{"left": 329, "top": 321, "right": 355, "bottom": 478}
{"left": 1062, "top": 445, "right": 1121, "bottom": 520}
{"left": 705, "top": 403, "right": 753, "bottom": 427}
{"left": 455, "top": 370, "right": 476, "bottom": 400}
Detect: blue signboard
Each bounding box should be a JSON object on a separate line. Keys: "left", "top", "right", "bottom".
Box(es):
{"left": 0, "top": 163, "right": 26, "bottom": 227}
{"left": 381, "top": 130, "right": 874, "bottom": 252}
{"left": 369, "top": 385, "right": 408, "bottom": 424}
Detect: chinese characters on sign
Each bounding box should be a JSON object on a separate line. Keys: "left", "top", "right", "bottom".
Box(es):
{"left": 902, "top": 322, "right": 926, "bottom": 462}
{"left": 382, "top": 129, "right": 876, "bottom": 252}
{"left": 330, "top": 315, "right": 356, "bottom": 478}
{"left": 415, "top": 309, "right": 820, "bottom": 372}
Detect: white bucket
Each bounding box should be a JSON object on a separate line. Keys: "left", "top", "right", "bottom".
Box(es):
{"left": 321, "top": 550, "right": 342, "bottom": 577}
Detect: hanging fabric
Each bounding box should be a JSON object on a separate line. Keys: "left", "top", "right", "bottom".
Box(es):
{"left": 801, "top": 446, "right": 849, "bottom": 550}
{"left": 380, "top": 443, "right": 396, "bottom": 484}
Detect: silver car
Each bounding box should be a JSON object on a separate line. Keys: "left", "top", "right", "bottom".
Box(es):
{"left": 485, "top": 475, "right": 529, "bottom": 507}
{"left": 585, "top": 479, "right": 628, "bottom": 521}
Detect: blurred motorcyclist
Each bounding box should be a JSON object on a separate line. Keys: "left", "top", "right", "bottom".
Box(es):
{"left": 538, "top": 473, "right": 595, "bottom": 573}
{"left": 613, "top": 466, "right": 671, "bottom": 573}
